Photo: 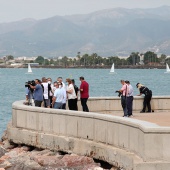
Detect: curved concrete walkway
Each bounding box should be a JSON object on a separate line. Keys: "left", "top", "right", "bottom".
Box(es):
{"left": 8, "top": 100, "right": 170, "bottom": 170}
{"left": 108, "top": 111, "right": 170, "bottom": 126}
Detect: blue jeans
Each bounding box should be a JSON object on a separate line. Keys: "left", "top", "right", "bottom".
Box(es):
{"left": 53, "top": 102, "right": 62, "bottom": 109}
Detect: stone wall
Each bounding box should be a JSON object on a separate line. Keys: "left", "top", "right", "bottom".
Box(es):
{"left": 7, "top": 97, "right": 170, "bottom": 170}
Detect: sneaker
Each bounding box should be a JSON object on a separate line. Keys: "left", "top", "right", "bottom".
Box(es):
{"left": 123, "top": 115, "right": 129, "bottom": 117}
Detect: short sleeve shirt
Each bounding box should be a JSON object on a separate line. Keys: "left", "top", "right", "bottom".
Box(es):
{"left": 33, "top": 84, "right": 43, "bottom": 101}
{"left": 80, "top": 81, "right": 89, "bottom": 98}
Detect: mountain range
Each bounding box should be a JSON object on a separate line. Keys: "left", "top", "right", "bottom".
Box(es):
{"left": 1, "top": 6, "right": 170, "bottom": 57}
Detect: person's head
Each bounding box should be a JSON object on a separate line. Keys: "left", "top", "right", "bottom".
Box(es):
{"left": 136, "top": 83, "right": 143, "bottom": 89}
{"left": 42, "top": 77, "right": 47, "bottom": 83}
{"left": 53, "top": 81, "right": 59, "bottom": 88}
{"left": 66, "top": 78, "right": 72, "bottom": 85}
{"left": 120, "top": 80, "right": 125, "bottom": 85}
{"left": 57, "top": 77, "right": 63, "bottom": 83}
{"left": 35, "top": 79, "right": 41, "bottom": 84}
{"left": 125, "top": 80, "right": 130, "bottom": 84}
{"left": 47, "top": 77, "right": 52, "bottom": 84}
{"left": 71, "top": 79, "right": 75, "bottom": 85}
{"left": 79, "top": 76, "right": 84, "bottom": 82}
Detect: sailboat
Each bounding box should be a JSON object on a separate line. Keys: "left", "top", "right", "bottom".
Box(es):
{"left": 110, "top": 63, "right": 115, "bottom": 74}
{"left": 27, "top": 63, "right": 33, "bottom": 74}
{"left": 165, "top": 63, "right": 170, "bottom": 73}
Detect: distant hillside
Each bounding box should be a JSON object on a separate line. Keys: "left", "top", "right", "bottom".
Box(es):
{"left": 0, "top": 6, "right": 170, "bottom": 57}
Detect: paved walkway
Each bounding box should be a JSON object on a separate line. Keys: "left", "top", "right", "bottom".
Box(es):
{"left": 107, "top": 111, "right": 170, "bottom": 127}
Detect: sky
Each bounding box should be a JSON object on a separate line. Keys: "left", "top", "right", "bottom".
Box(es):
{"left": 0, "top": 0, "right": 170, "bottom": 23}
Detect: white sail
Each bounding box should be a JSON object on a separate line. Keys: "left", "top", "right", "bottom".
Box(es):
{"left": 165, "top": 63, "right": 170, "bottom": 73}
{"left": 28, "top": 64, "right": 32, "bottom": 73}
{"left": 110, "top": 63, "right": 115, "bottom": 73}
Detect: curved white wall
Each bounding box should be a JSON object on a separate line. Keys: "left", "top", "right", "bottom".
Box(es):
{"left": 7, "top": 97, "right": 170, "bottom": 170}
{"left": 86, "top": 96, "right": 170, "bottom": 112}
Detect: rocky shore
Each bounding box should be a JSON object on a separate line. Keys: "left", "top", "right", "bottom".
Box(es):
{"left": 0, "top": 131, "right": 117, "bottom": 170}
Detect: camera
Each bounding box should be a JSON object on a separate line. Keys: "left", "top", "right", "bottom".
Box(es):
{"left": 25, "top": 80, "right": 36, "bottom": 89}
{"left": 115, "top": 90, "right": 122, "bottom": 97}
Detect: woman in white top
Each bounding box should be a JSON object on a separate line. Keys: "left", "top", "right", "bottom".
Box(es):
{"left": 66, "top": 78, "right": 77, "bottom": 110}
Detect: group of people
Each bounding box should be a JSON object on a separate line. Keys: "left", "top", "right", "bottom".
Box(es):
{"left": 25, "top": 76, "right": 153, "bottom": 116}
{"left": 25, "top": 76, "right": 89, "bottom": 112}
{"left": 118, "top": 80, "right": 152, "bottom": 117}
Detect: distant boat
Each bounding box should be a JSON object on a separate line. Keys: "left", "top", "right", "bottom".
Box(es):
{"left": 27, "top": 64, "right": 33, "bottom": 74}
{"left": 165, "top": 63, "right": 170, "bottom": 73}
{"left": 110, "top": 63, "right": 115, "bottom": 74}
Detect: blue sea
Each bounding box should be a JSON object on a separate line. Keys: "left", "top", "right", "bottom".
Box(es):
{"left": 0, "top": 68, "right": 169, "bottom": 137}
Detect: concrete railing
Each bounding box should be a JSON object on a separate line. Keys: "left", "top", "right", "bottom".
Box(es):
{"left": 7, "top": 96, "right": 170, "bottom": 170}
{"left": 73, "top": 96, "right": 170, "bottom": 113}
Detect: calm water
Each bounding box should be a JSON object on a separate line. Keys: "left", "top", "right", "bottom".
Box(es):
{"left": 0, "top": 68, "right": 169, "bottom": 137}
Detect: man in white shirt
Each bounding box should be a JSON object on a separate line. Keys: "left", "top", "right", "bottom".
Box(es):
{"left": 57, "top": 77, "right": 66, "bottom": 89}
{"left": 57, "top": 77, "right": 66, "bottom": 109}
{"left": 52, "top": 82, "right": 64, "bottom": 109}
{"left": 125, "top": 80, "right": 134, "bottom": 117}
{"left": 41, "top": 77, "right": 51, "bottom": 108}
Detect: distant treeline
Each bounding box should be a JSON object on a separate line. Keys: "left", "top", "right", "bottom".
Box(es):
{"left": 33, "top": 51, "right": 168, "bottom": 67}
{"left": 2, "top": 51, "right": 170, "bottom": 68}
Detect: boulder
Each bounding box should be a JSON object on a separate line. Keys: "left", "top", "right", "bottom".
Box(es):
{"left": 2, "top": 140, "right": 15, "bottom": 150}
{"left": 0, "top": 141, "right": 113, "bottom": 170}
{"left": 0, "top": 146, "right": 7, "bottom": 157}
{"left": 1, "top": 130, "right": 8, "bottom": 142}
{"left": 61, "top": 155, "right": 94, "bottom": 167}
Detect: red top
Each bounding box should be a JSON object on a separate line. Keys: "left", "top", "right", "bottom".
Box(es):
{"left": 80, "top": 81, "right": 89, "bottom": 98}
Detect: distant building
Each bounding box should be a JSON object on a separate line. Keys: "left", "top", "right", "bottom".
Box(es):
{"left": 15, "top": 56, "right": 37, "bottom": 61}
{"left": 11, "top": 63, "right": 23, "bottom": 66}
{"left": 26, "top": 63, "right": 39, "bottom": 66}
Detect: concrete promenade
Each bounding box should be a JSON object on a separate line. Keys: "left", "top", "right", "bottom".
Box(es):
{"left": 7, "top": 97, "right": 170, "bottom": 170}
{"left": 108, "top": 111, "right": 170, "bottom": 126}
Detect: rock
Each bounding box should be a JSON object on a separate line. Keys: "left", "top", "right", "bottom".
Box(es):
{"left": 21, "top": 146, "right": 32, "bottom": 152}
{"left": 5, "top": 150, "right": 22, "bottom": 158}
{"left": 82, "top": 164, "right": 103, "bottom": 170}
{"left": 94, "top": 167, "right": 103, "bottom": 170}
{"left": 7, "top": 159, "right": 43, "bottom": 170}
{"left": 0, "top": 155, "right": 10, "bottom": 163}
{"left": 2, "top": 140, "right": 15, "bottom": 150}
{"left": 110, "top": 167, "right": 119, "bottom": 170}
{"left": 61, "top": 155, "right": 95, "bottom": 167}
{"left": 0, "top": 146, "right": 7, "bottom": 157}
{"left": 1, "top": 130, "right": 8, "bottom": 142}
{"left": 0, "top": 139, "right": 113, "bottom": 170}
{"left": 34, "top": 155, "right": 63, "bottom": 167}
{"left": 30, "top": 149, "right": 62, "bottom": 162}
{"left": 0, "top": 160, "right": 12, "bottom": 169}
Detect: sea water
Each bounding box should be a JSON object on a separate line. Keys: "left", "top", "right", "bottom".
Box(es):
{"left": 0, "top": 68, "right": 169, "bottom": 137}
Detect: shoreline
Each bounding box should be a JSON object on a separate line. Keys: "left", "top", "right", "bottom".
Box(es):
{"left": 0, "top": 65, "right": 165, "bottom": 69}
